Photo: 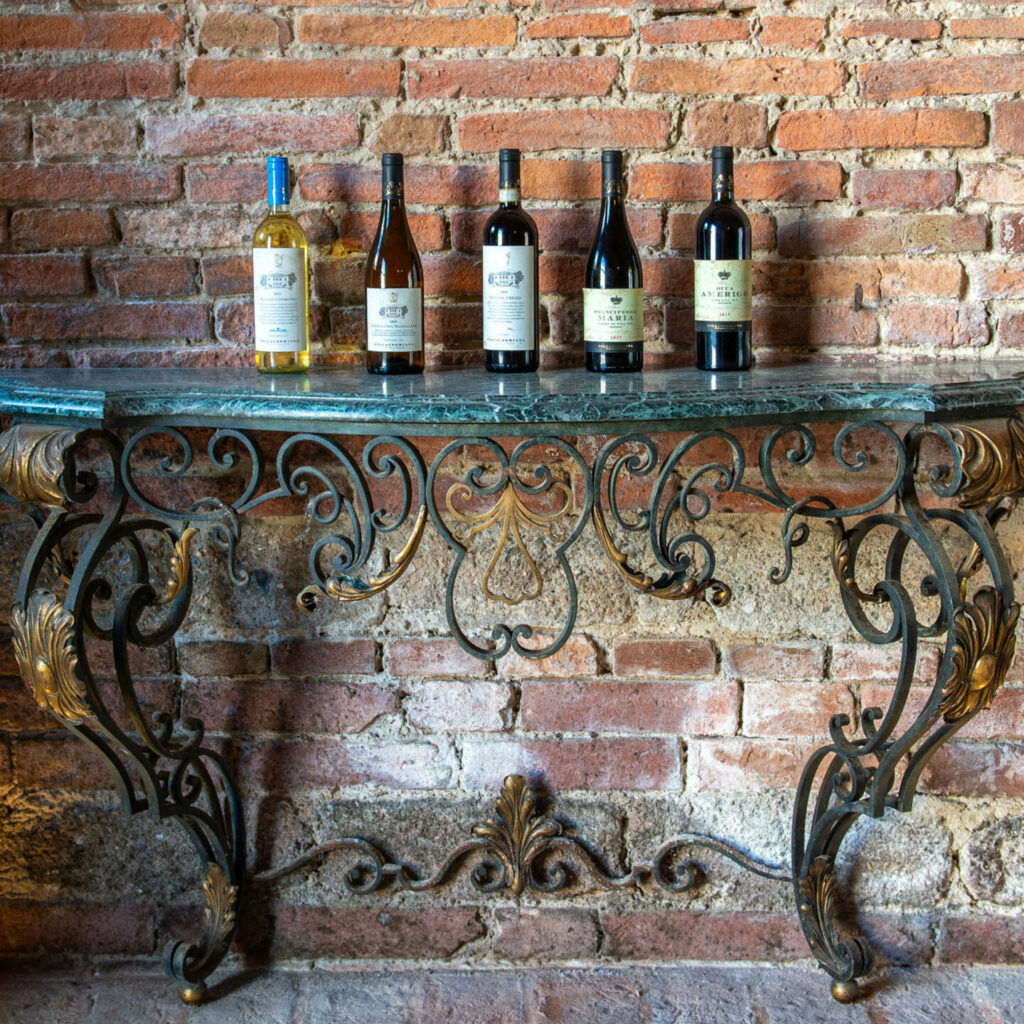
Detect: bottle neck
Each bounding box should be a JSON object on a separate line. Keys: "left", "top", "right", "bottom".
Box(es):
{"left": 379, "top": 176, "right": 407, "bottom": 225}
{"left": 498, "top": 187, "right": 521, "bottom": 208}
{"left": 712, "top": 163, "right": 734, "bottom": 203}
{"left": 599, "top": 174, "right": 626, "bottom": 223}
{"left": 268, "top": 201, "right": 291, "bottom": 216}
{"left": 498, "top": 157, "right": 521, "bottom": 208}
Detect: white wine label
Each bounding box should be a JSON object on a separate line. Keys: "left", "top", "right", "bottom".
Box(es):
{"left": 583, "top": 288, "right": 644, "bottom": 345}
{"left": 253, "top": 247, "right": 307, "bottom": 352}
{"left": 366, "top": 287, "right": 423, "bottom": 352}
{"left": 483, "top": 244, "right": 535, "bottom": 352}
{"left": 694, "top": 259, "right": 752, "bottom": 329}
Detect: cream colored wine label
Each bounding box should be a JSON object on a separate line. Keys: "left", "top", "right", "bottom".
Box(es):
{"left": 483, "top": 245, "right": 535, "bottom": 351}
{"left": 583, "top": 288, "right": 644, "bottom": 346}
{"left": 366, "top": 287, "right": 423, "bottom": 352}
{"left": 253, "top": 247, "right": 307, "bottom": 352}
{"left": 694, "top": 259, "right": 752, "bottom": 329}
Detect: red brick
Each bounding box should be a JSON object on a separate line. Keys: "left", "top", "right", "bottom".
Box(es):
{"left": 33, "top": 115, "right": 136, "bottom": 159}
{"left": 724, "top": 643, "right": 825, "bottom": 681}
{"left": 274, "top": 906, "right": 483, "bottom": 959}
{"left": 832, "top": 643, "right": 942, "bottom": 685}
{"left": 526, "top": 14, "right": 631, "bottom": 38}
{"left": 493, "top": 907, "right": 600, "bottom": 959}
{"left": 313, "top": 255, "right": 367, "bottom": 301}
{"left": 852, "top": 169, "right": 958, "bottom": 210}
{"left": 407, "top": 680, "right": 513, "bottom": 732}
{"left": 202, "top": 254, "right": 252, "bottom": 295}
{"left": 299, "top": 163, "right": 493, "bottom": 205}
{"left": 0, "top": 677, "right": 52, "bottom": 731}
{"left": 178, "top": 639, "right": 268, "bottom": 677}
{"left": 0, "top": 117, "right": 30, "bottom": 159}
{"left": 523, "top": 159, "right": 601, "bottom": 201}
{"left": 640, "top": 17, "right": 749, "bottom": 44}
{"left": 3, "top": 301, "right": 209, "bottom": 342}
{"left": 843, "top": 19, "right": 941, "bottom": 41}
{"left": 12, "top": 736, "right": 118, "bottom": 789}
{"left": 300, "top": 14, "right": 514, "bottom": 45}
{"left": 886, "top": 304, "right": 989, "bottom": 350}
{"left": 950, "top": 18, "right": 1024, "bottom": 39}
{"left": 0, "top": 903, "right": 155, "bottom": 955}
{"left": 631, "top": 58, "right": 844, "bottom": 96}
{"left": 146, "top": 114, "right": 358, "bottom": 156}
{"left": 994, "top": 102, "right": 1024, "bottom": 156}
{"left": 93, "top": 255, "right": 197, "bottom": 298}
{"left": 743, "top": 682, "right": 854, "bottom": 738}
{"left": 778, "top": 109, "right": 986, "bottom": 152}
{"left": 118, "top": 208, "right": 250, "bottom": 248}
{"left": 753, "top": 305, "right": 877, "bottom": 351}
{"left": 10, "top": 209, "right": 115, "bottom": 250}
{"left": 409, "top": 57, "right": 618, "bottom": 99}
{"left": 0, "top": 254, "right": 87, "bottom": 297}
{"left": 462, "top": 737, "right": 680, "bottom": 791}
{"left": 186, "top": 58, "right": 400, "bottom": 98}
{"left": 271, "top": 638, "right": 376, "bottom": 676}
{"left": 860, "top": 685, "right": 1024, "bottom": 742}
{"left": 612, "top": 639, "right": 716, "bottom": 678}
{"left": 603, "top": 911, "right": 806, "bottom": 961}
{"left": 861, "top": 56, "right": 1024, "bottom": 99}
{"left": 968, "top": 260, "right": 1024, "bottom": 299}
{"left": 1001, "top": 214, "right": 1024, "bottom": 254}
{"left": 0, "top": 62, "right": 176, "bottom": 101}
{"left": 452, "top": 207, "right": 659, "bottom": 253}
{"left": 684, "top": 100, "right": 767, "bottom": 148}
{"left": 522, "top": 680, "right": 738, "bottom": 736}
{"left": 368, "top": 114, "right": 449, "bottom": 157}
{"left": 669, "top": 212, "right": 775, "bottom": 252}
{"left": 0, "top": 13, "right": 183, "bottom": 50}
{"left": 1000, "top": 311, "right": 1024, "bottom": 349}
{"left": 880, "top": 258, "right": 964, "bottom": 299}
{"left": 187, "top": 163, "right": 264, "bottom": 203}
{"left": 184, "top": 678, "right": 396, "bottom": 733}
{"left": 200, "top": 12, "right": 291, "bottom": 48}
{"left": 687, "top": 737, "right": 816, "bottom": 791}
{"left": 938, "top": 916, "right": 1024, "bottom": 964}
{"left": 458, "top": 110, "right": 671, "bottom": 154}
{"left": 213, "top": 297, "right": 253, "bottom": 346}
{"left": 630, "top": 160, "right": 842, "bottom": 201}
{"left": 760, "top": 16, "right": 823, "bottom": 47}
{"left": 0, "top": 162, "right": 179, "bottom": 202}
{"left": 778, "top": 215, "right": 988, "bottom": 258}
{"left": 500, "top": 634, "right": 601, "bottom": 679}
{"left": 387, "top": 637, "right": 491, "bottom": 678}
{"left": 922, "top": 742, "right": 1024, "bottom": 798}
{"left": 245, "top": 738, "right": 456, "bottom": 790}
{"left": 337, "top": 211, "right": 445, "bottom": 253}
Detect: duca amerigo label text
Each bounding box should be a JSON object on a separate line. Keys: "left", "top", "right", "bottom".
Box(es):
{"left": 694, "top": 259, "right": 752, "bottom": 331}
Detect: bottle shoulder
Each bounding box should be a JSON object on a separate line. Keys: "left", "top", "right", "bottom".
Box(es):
{"left": 253, "top": 212, "right": 307, "bottom": 248}
{"left": 484, "top": 204, "right": 538, "bottom": 244}
{"left": 695, "top": 200, "right": 751, "bottom": 232}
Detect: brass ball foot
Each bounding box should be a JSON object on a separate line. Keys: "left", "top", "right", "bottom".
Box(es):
{"left": 830, "top": 978, "right": 861, "bottom": 1004}
{"left": 180, "top": 984, "right": 207, "bottom": 1006}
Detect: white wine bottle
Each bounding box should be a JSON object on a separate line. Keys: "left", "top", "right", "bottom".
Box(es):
{"left": 252, "top": 156, "right": 310, "bottom": 374}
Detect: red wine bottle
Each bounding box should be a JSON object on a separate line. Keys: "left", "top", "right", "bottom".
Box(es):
{"left": 482, "top": 149, "right": 539, "bottom": 373}
{"left": 694, "top": 146, "right": 752, "bottom": 371}
{"left": 584, "top": 150, "right": 644, "bottom": 373}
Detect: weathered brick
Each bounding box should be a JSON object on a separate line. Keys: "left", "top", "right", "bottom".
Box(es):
{"left": 213, "top": 297, "right": 253, "bottom": 345}
{"left": 300, "top": 163, "right": 493, "bottom": 205}
{"left": 922, "top": 742, "right": 1024, "bottom": 798}
{"left": 950, "top": 18, "right": 1024, "bottom": 39}
{"left": 641, "top": 17, "right": 750, "bottom": 44}
{"left": 458, "top": 110, "right": 671, "bottom": 154}
{"left": 886, "top": 303, "right": 989, "bottom": 349}
{"left": 92, "top": 255, "right": 196, "bottom": 298}
{"left": 0, "top": 254, "right": 87, "bottom": 297}
{"left": 778, "top": 110, "right": 986, "bottom": 151}
{"left": 612, "top": 639, "right": 717, "bottom": 678}
{"left": 368, "top": 114, "right": 449, "bottom": 157}
{"left": 200, "top": 12, "right": 291, "bottom": 48}
{"left": 526, "top": 14, "right": 630, "bottom": 39}
{"left": 1001, "top": 214, "right": 1024, "bottom": 254}
{"left": 631, "top": 58, "right": 844, "bottom": 96}
{"left": 724, "top": 643, "right": 825, "bottom": 682}
{"left": 12, "top": 737, "right": 118, "bottom": 789}
{"left": 630, "top": 161, "right": 842, "bottom": 201}
{"left": 684, "top": 100, "right": 767, "bottom": 148}
{"left": 177, "top": 640, "right": 268, "bottom": 677}
{"left": 33, "top": 115, "right": 136, "bottom": 159}
{"left": 492, "top": 907, "right": 601, "bottom": 960}
{"left": 500, "top": 634, "right": 601, "bottom": 679}
{"left": 521, "top": 680, "right": 738, "bottom": 736}
{"left": 842, "top": 19, "right": 941, "bottom": 41}
{"left": 409, "top": 57, "right": 618, "bottom": 99}
{"left": 861, "top": 56, "right": 1024, "bottom": 99}
{"left": 186, "top": 58, "right": 400, "bottom": 98}
{"left": 407, "top": 680, "right": 513, "bottom": 732}
{"left": 938, "top": 917, "right": 1024, "bottom": 964}
{"left": 760, "top": 16, "right": 823, "bottom": 47}
{"left": 337, "top": 211, "right": 445, "bottom": 253}
{"left": 0, "top": 904, "right": 155, "bottom": 955}
{"left": 778, "top": 215, "right": 988, "bottom": 258}
{"left": 852, "top": 169, "right": 958, "bottom": 210}
{"left": 1000, "top": 311, "right": 1024, "bottom": 349}
{"left": 387, "top": 637, "right": 491, "bottom": 678}
{"left": 0, "top": 62, "right": 176, "bottom": 101}
{"left": 0, "top": 116, "right": 29, "bottom": 159}
{"left": 202, "top": 254, "right": 252, "bottom": 295}
{"left": 300, "top": 14, "right": 516, "bottom": 46}
{"left": 0, "top": 162, "right": 180, "bottom": 202}
{"left": 743, "top": 682, "right": 854, "bottom": 738}
{"left": 3, "top": 301, "right": 209, "bottom": 341}
{"left": 146, "top": 114, "right": 358, "bottom": 156}
{"left": 462, "top": 737, "right": 681, "bottom": 791}
{"left": 187, "top": 163, "right": 264, "bottom": 203}
{"left": 271, "top": 638, "right": 376, "bottom": 676}
{"left": 118, "top": 208, "right": 250, "bottom": 249}
{"left": 831, "top": 643, "right": 942, "bottom": 684}
{"left": 0, "top": 13, "right": 184, "bottom": 50}
{"left": 687, "top": 738, "right": 816, "bottom": 791}
{"left": 994, "top": 102, "right": 1024, "bottom": 156}
{"left": 10, "top": 209, "right": 115, "bottom": 250}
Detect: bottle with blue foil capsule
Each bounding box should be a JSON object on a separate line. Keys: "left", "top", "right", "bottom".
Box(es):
{"left": 252, "top": 156, "right": 310, "bottom": 373}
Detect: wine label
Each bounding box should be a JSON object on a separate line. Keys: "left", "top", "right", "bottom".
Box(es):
{"left": 483, "top": 245, "right": 535, "bottom": 352}
{"left": 253, "top": 247, "right": 307, "bottom": 352}
{"left": 583, "top": 287, "right": 643, "bottom": 346}
{"left": 366, "top": 287, "right": 423, "bottom": 352}
{"left": 694, "top": 259, "right": 752, "bottom": 330}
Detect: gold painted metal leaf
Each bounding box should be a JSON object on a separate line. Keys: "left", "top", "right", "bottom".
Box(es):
{"left": 155, "top": 527, "right": 197, "bottom": 606}
{"left": 955, "top": 417, "right": 1024, "bottom": 509}
{"left": 0, "top": 425, "right": 79, "bottom": 508}
{"left": 10, "top": 589, "right": 92, "bottom": 724}
{"left": 201, "top": 863, "right": 237, "bottom": 954}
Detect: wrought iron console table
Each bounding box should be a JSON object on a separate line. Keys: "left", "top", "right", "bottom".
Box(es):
{"left": 2, "top": 364, "right": 1024, "bottom": 1005}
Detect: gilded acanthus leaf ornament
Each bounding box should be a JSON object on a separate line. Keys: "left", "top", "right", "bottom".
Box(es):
{"left": 201, "top": 863, "right": 238, "bottom": 955}
{"left": 10, "top": 589, "right": 92, "bottom": 724}
{"left": 155, "top": 527, "right": 197, "bottom": 606}
{"left": 954, "top": 417, "right": 1024, "bottom": 509}
{"left": 941, "top": 586, "right": 1020, "bottom": 723}
{"left": 0, "top": 425, "right": 79, "bottom": 508}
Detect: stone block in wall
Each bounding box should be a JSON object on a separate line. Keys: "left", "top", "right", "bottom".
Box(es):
{"left": 961, "top": 815, "right": 1024, "bottom": 906}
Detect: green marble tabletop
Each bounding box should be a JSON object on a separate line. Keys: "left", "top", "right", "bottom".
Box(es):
{"left": 2, "top": 364, "right": 1024, "bottom": 435}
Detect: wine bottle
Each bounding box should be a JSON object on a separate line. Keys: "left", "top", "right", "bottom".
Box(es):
{"left": 694, "top": 146, "right": 752, "bottom": 371}
{"left": 584, "top": 149, "right": 644, "bottom": 373}
{"left": 365, "top": 153, "right": 424, "bottom": 375}
{"left": 482, "top": 148, "right": 539, "bottom": 373}
{"left": 252, "top": 156, "right": 310, "bottom": 374}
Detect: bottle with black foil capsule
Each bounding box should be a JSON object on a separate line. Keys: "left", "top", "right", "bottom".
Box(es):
{"left": 365, "top": 153, "right": 424, "bottom": 375}
{"left": 252, "top": 156, "right": 310, "bottom": 374}
{"left": 584, "top": 150, "right": 644, "bottom": 373}
{"left": 482, "top": 149, "right": 539, "bottom": 372}
{"left": 694, "top": 146, "right": 752, "bottom": 371}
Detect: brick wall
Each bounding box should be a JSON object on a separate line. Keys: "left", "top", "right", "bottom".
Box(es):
{"left": 3, "top": 0, "right": 1024, "bottom": 997}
